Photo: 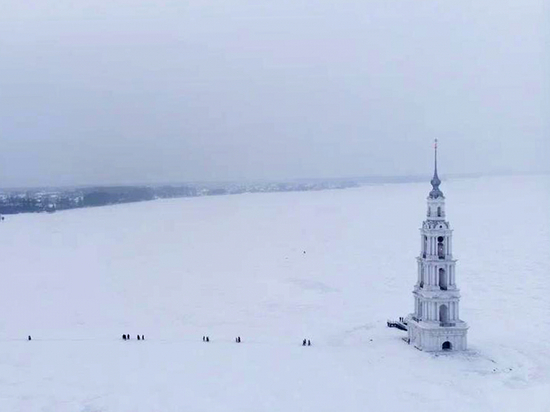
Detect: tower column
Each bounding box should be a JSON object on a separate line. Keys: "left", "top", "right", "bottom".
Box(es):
{"left": 451, "top": 302, "right": 455, "bottom": 320}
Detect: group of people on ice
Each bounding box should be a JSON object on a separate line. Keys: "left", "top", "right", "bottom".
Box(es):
{"left": 122, "top": 334, "right": 144, "bottom": 340}
{"left": 203, "top": 336, "right": 241, "bottom": 343}
{"left": 27, "top": 334, "right": 313, "bottom": 345}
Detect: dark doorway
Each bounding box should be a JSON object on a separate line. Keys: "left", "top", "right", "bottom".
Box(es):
{"left": 442, "top": 341, "right": 452, "bottom": 350}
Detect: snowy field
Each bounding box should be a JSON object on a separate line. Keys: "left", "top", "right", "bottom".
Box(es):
{"left": 1, "top": 175, "right": 549, "bottom": 412}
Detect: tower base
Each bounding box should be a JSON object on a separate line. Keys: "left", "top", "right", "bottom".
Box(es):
{"left": 406, "top": 316, "right": 468, "bottom": 351}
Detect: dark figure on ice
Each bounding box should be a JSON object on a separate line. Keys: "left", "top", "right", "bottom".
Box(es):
{"left": 202, "top": 336, "right": 205, "bottom": 342}
{"left": 238, "top": 336, "right": 241, "bottom": 343}
{"left": 123, "top": 334, "right": 127, "bottom": 340}
{"left": 206, "top": 336, "right": 210, "bottom": 342}
{"left": 137, "top": 335, "right": 140, "bottom": 340}
{"left": 302, "top": 339, "right": 306, "bottom": 346}
{"left": 307, "top": 340, "right": 311, "bottom": 346}
{"left": 28, "top": 335, "right": 32, "bottom": 341}
{"left": 142, "top": 335, "right": 145, "bottom": 340}
{"left": 127, "top": 334, "right": 130, "bottom": 340}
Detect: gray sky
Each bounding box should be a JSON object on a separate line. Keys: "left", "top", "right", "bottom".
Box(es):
{"left": 0, "top": 0, "right": 548, "bottom": 187}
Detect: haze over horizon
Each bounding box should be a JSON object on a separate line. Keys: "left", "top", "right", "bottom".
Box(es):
{"left": 1, "top": 0, "right": 548, "bottom": 188}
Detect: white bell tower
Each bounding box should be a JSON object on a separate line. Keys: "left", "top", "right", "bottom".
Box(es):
{"left": 406, "top": 140, "right": 468, "bottom": 351}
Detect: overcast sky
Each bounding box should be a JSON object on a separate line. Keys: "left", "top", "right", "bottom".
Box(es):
{"left": 0, "top": 0, "right": 548, "bottom": 187}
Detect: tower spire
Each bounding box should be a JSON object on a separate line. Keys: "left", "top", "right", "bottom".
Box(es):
{"left": 429, "top": 139, "right": 443, "bottom": 199}
{"left": 434, "top": 138, "right": 438, "bottom": 176}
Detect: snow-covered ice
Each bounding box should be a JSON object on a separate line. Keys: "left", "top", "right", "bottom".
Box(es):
{"left": 0, "top": 175, "right": 549, "bottom": 411}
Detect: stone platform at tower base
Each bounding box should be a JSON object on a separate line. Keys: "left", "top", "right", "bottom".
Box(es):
{"left": 406, "top": 317, "right": 468, "bottom": 352}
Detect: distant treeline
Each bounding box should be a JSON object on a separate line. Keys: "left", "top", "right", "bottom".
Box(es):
{"left": 82, "top": 187, "right": 155, "bottom": 207}
{"left": 0, "top": 181, "right": 358, "bottom": 215}
{"left": 0, "top": 196, "right": 78, "bottom": 214}
{"left": 81, "top": 185, "right": 199, "bottom": 207}
{"left": 0, "top": 185, "right": 204, "bottom": 214}
{"left": 0, "top": 198, "right": 43, "bottom": 214}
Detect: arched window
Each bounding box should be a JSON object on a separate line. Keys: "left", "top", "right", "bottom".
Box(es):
{"left": 439, "top": 304, "right": 449, "bottom": 324}
{"left": 438, "top": 268, "right": 447, "bottom": 290}
{"left": 437, "top": 206, "right": 442, "bottom": 217}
